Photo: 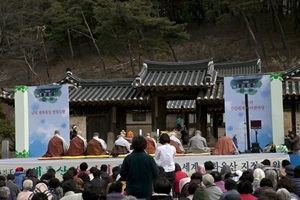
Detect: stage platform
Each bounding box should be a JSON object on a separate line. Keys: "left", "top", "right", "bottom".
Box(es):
{"left": 0, "top": 153, "right": 289, "bottom": 179}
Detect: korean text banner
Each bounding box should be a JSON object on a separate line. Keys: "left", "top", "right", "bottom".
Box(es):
{"left": 224, "top": 75, "right": 272, "bottom": 152}
{"left": 28, "top": 85, "right": 69, "bottom": 157}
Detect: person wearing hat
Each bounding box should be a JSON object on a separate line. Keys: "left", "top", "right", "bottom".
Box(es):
{"left": 110, "top": 130, "right": 131, "bottom": 157}
{"left": 14, "top": 167, "right": 25, "bottom": 190}
{"left": 86, "top": 132, "right": 108, "bottom": 155}
{"left": 285, "top": 164, "right": 295, "bottom": 179}
{"left": 70, "top": 125, "right": 78, "bottom": 140}
{"left": 43, "top": 130, "right": 69, "bottom": 157}
{"left": 66, "top": 131, "right": 87, "bottom": 156}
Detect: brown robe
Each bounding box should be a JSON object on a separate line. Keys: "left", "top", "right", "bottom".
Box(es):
{"left": 86, "top": 138, "right": 106, "bottom": 155}
{"left": 145, "top": 137, "right": 156, "bottom": 154}
{"left": 66, "top": 136, "right": 85, "bottom": 156}
{"left": 212, "top": 136, "right": 236, "bottom": 155}
{"left": 110, "top": 145, "right": 129, "bottom": 157}
{"left": 170, "top": 140, "right": 184, "bottom": 154}
{"left": 43, "top": 136, "right": 65, "bottom": 157}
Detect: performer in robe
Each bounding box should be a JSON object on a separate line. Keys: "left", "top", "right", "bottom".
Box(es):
{"left": 212, "top": 135, "right": 237, "bottom": 155}
{"left": 43, "top": 130, "right": 69, "bottom": 157}
{"left": 187, "top": 130, "right": 210, "bottom": 153}
{"left": 145, "top": 133, "right": 157, "bottom": 154}
{"left": 170, "top": 130, "right": 185, "bottom": 154}
{"left": 66, "top": 131, "right": 87, "bottom": 156}
{"left": 110, "top": 130, "right": 131, "bottom": 157}
{"left": 70, "top": 125, "right": 78, "bottom": 140}
{"left": 86, "top": 132, "right": 108, "bottom": 155}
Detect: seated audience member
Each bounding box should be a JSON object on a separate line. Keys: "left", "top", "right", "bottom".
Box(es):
{"left": 106, "top": 181, "right": 125, "bottom": 200}
{"left": 276, "top": 188, "right": 292, "bottom": 200}
{"left": 210, "top": 171, "right": 226, "bottom": 192}
{"left": 170, "top": 130, "right": 185, "bottom": 154}
{"left": 186, "top": 183, "right": 199, "bottom": 200}
{"left": 258, "top": 190, "right": 284, "bottom": 200}
{"left": 43, "top": 130, "right": 68, "bottom": 157}
{"left": 107, "top": 166, "right": 120, "bottom": 185}
{"left": 204, "top": 161, "right": 215, "bottom": 174}
{"left": 263, "top": 168, "right": 278, "bottom": 189}
{"left": 237, "top": 180, "right": 257, "bottom": 200}
{"left": 60, "top": 180, "right": 82, "bottom": 200}
{"left": 17, "top": 179, "right": 33, "bottom": 200}
{"left": 239, "top": 170, "right": 254, "bottom": 183}
{"left": 90, "top": 170, "right": 105, "bottom": 194}
{"left": 292, "top": 165, "right": 300, "bottom": 197}
{"left": 192, "top": 183, "right": 210, "bottom": 200}
{"left": 100, "top": 164, "right": 109, "bottom": 183}
{"left": 82, "top": 187, "right": 105, "bottom": 200}
{"left": 86, "top": 132, "right": 107, "bottom": 155}
{"left": 285, "top": 164, "right": 295, "bottom": 179}
{"left": 219, "top": 179, "right": 239, "bottom": 200}
{"left": 188, "top": 130, "right": 210, "bottom": 153}
{"left": 14, "top": 167, "right": 26, "bottom": 191}
{"left": 202, "top": 174, "right": 223, "bottom": 200}
{"left": 6, "top": 174, "right": 20, "bottom": 200}
{"left": 252, "top": 168, "right": 265, "bottom": 191}
{"left": 253, "top": 178, "right": 275, "bottom": 198}
{"left": 78, "top": 173, "right": 91, "bottom": 190}
{"left": 179, "top": 177, "right": 191, "bottom": 198}
{"left": 66, "top": 131, "right": 87, "bottom": 156}
{"left": 279, "top": 159, "right": 291, "bottom": 177}
{"left": 220, "top": 165, "right": 231, "bottom": 180}
{"left": 26, "top": 169, "right": 39, "bottom": 190}
{"left": 212, "top": 136, "right": 237, "bottom": 155}
{"left": 196, "top": 164, "right": 206, "bottom": 175}
{"left": 145, "top": 133, "right": 157, "bottom": 154}
{"left": 74, "top": 178, "right": 84, "bottom": 193}
{"left": 146, "top": 177, "right": 172, "bottom": 200}
{"left": 174, "top": 163, "right": 188, "bottom": 196}
{"left": 261, "top": 159, "right": 271, "bottom": 167}
{"left": 110, "top": 130, "right": 131, "bottom": 157}
{"left": 29, "top": 182, "right": 54, "bottom": 200}
{"left": 30, "top": 193, "right": 49, "bottom": 200}
{"left": 277, "top": 176, "right": 299, "bottom": 200}
{"left": 75, "top": 162, "right": 90, "bottom": 178}
{"left": 48, "top": 178, "right": 63, "bottom": 199}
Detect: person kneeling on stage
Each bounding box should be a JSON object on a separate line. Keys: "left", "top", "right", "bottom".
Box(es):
{"left": 86, "top": 132, "right": 108, "bottom": 155}
{"left": 212, "top": 135, "right": 237, "bottom": 155}
{"left": 110, "top": 130, "right": 131, "bottom": 157}
{"left": 187, "top": 130, "right": 210, "bottom": 153}
{"left": 43, "top": 130, "right": 69, "bottom": 157}
{"left": 66, "top": 131, "right": 87, "bottom": 156}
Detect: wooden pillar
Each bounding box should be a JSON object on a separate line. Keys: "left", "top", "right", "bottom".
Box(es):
{"left": 200, "top": 105, "right": 208, "bottom": 138}
{"left": 292, "top": 99, "right": 297, "bottom": 133}
{"left": 152, "top": 96, "right": 166, "bottom": 132}
{"left": 196, "top": 103, "right": 208, "bottom": 138}
{"left": 213, "top": 112, "right": 219, "bottom": 139}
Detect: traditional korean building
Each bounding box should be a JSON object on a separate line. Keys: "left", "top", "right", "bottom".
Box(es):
{"left": 1, "top": 58, "right": 300, "bottom": 143}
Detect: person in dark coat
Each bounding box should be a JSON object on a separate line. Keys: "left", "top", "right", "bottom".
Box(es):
{"left": 106, "top": 181, "right": 125, "bottom": 200}
{"left": 26, "top": 168, "right": 39, "bottom": 189}
{"left": 90, "top": 169, "right": 105, "bottom": 195}
{"left": 146, "top": 177, "right": 172, "bottom": 200}
{"left": 120, "top": 135, "right": 159, "bottom": 199}
{"left": 6, "top": 174, "right": 20, "bottom": 200}
{"left": 292, "top": 165, "right": 300, "bottom": 197}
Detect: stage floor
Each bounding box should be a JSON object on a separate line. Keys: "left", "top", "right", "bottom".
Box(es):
{"left": 0, "top": 153, "right": 289, "bottom": 179}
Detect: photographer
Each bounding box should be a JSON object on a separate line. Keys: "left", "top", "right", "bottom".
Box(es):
{"left": 286, "top": 130, "right": 300, "bottom": 155}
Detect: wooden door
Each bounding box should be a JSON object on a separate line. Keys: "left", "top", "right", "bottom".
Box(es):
{"left": 86, "top": 116, "right": 108, "bottom": 142}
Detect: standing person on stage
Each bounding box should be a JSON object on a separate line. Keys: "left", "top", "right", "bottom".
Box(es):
{"left": 120, "top": 135, "right": 159, "bottom": 199}
{"left": 188, "top": 130, "right": 210, "bottom": 153}
{"left": 86, "top": 132, "right": 107, "bottom": 155}
{"left": 170, "top": 130, "right": 185, "bottom": 154}
{"left": 145, "top": 133, "right": 157, "bottom": 154}
{"left": 111, "top": 130, "right": 131, "bottom": 157}
{"left": 43, "top": 130, "right": 69, "bottom": 157}
{"left": 66, "top": 131, "right": 87, "bottom": 156}
{"left": 155, "top": 133, "right": 176, "bottom": 193}
{"left": 176, "top": 116, "right": 182, "bottom": 131}
{"left": 70, "top": 125, "right": 78, "bottom": 140}
{"left": 286, "top": 131, "right": 300, "bottom": 155}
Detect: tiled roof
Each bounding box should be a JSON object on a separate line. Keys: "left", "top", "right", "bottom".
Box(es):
{"left": 282, "top": 63, "right": 300, "bottom": 79}
{"left": 133, "top": 59, "right": 217, "bottom": 89}
{"left": 167, "top": 100, "right": 195, "bottom": 111}
{"left": 214, "top": 59, "right": 261, "bottom": 77}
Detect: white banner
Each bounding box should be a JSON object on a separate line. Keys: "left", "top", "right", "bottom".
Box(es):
{"left": 0, "top": 153, "right": 289, "bottom": 179}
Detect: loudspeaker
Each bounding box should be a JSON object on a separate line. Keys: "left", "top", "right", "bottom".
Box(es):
{"left": 252, "top": 142, "right": 260, "bottom": 153}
